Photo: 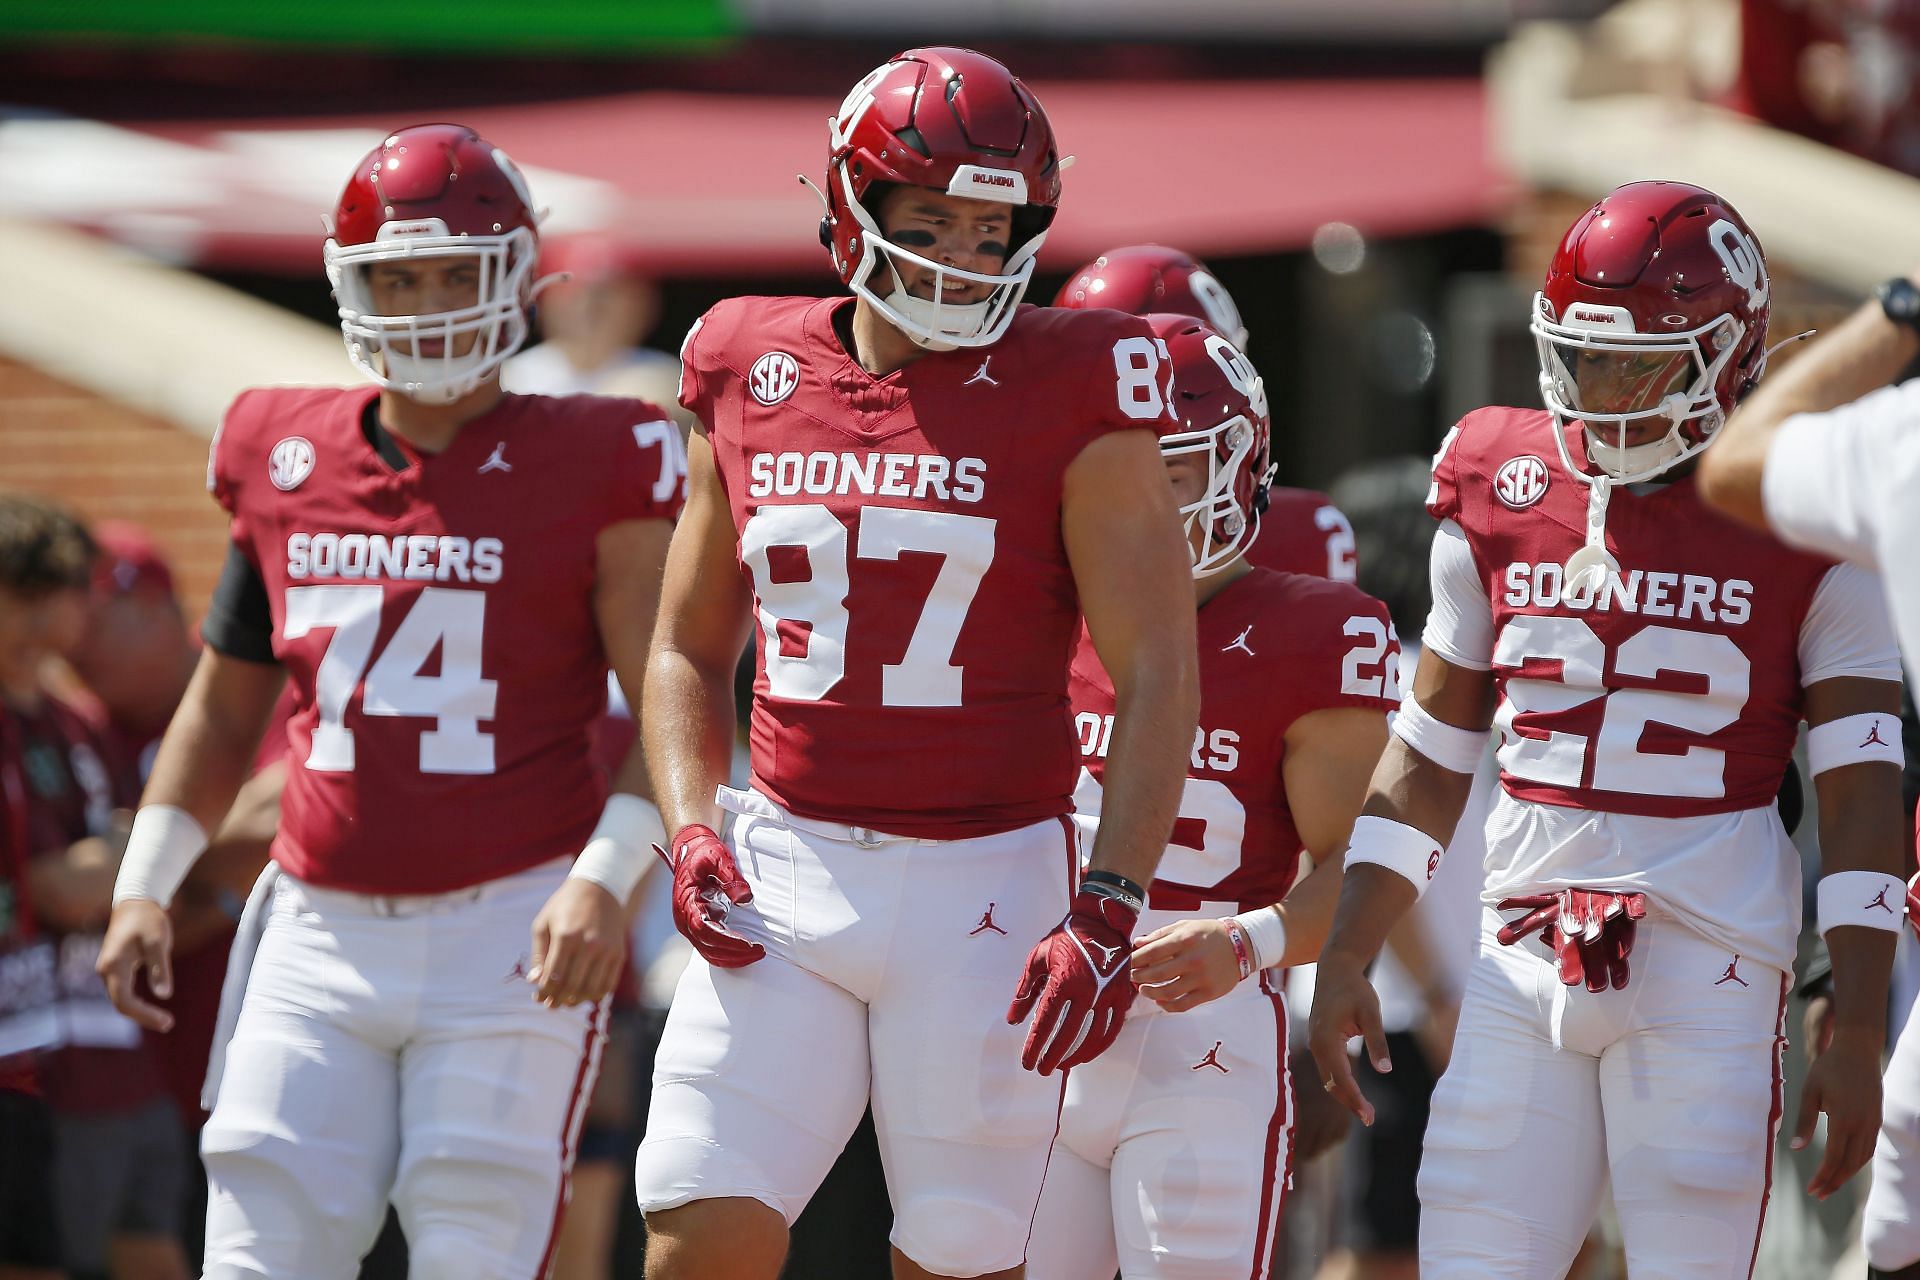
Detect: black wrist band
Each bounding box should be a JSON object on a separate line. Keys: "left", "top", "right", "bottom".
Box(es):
{"left": 1082, "top": 870, "right": 1146, "bottom": 912}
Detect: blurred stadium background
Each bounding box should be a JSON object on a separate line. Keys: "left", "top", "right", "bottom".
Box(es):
{"left": 4, "top": 1, "right": 1915, "bottom": 1276}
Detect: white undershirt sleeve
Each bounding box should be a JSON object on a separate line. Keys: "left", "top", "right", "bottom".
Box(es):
{"left": 1763, "top": 380, "right": 1920, "bottom": 568}
{"left": 1798, "top": 561, "right": 1904, "bottom": 686}
{"left": 1421, "top": 519, "right": 1495, "bottom": 671}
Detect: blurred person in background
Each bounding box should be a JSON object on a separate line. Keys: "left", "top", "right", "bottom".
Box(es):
{"left": 65, "top": 523, "right": 286, "bottom": 1272}
{"left": 1025, "top": 313, "right": 1395, "bottom": 1279}
{"left": 503, "top": 232, "right": 684, "bottom": 420}
{"left": 1310, "top": 181, "right": 1906, "bottom": 1279}
{"left": 0, "top": 496, "right": 192, "bottom": 1280}
{"left": 1054, "top": 244, "right": 1357, "bottom": 584}
{"left": 94, "top": 123, "right": 683, "bottom": 1280}
{"left": 1312, "top": 456, "right": 1483, "bottom": 1280}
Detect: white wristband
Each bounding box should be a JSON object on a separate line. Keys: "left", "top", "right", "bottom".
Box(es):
{"left": 1806, "top": 713, "right": 1904, "bottom": 776}
{"left": 1230, "top": 906, "right": 1290, "bottom": 971}
{"left": 112, "top": 805, "right": 209, "bottom": 908}
{"left": 567, "top": 794, "right": 667, "bottom": 905}
{"left": 1343, "top": 815, "right": 1444, "bottom": 900}
{"left": 1390, "top": 693, "right": 1490, "bottom": 775}
{"left": 1816, "top": 870, "right": 1908, "bottom": 937}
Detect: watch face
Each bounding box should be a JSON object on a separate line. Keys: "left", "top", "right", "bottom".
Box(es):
{"left": 1887, "top": 280, "right": 1920, "bottom": 321}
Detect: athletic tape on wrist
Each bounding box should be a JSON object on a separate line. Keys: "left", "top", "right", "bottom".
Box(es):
{"left": 1816, "top": 869, "right": 1908, "bottom": 937}
{"left": 1343, "top": 815, "right": 1444, "bottom": 900}
{"left": 1230, "top": 906, "right": 1289, "bottom": 971}
{"left": 1390, "top": 693, "right": 1489, "bottom": 775}
{"left": 112, "top": 805, "right": 209, "bottom": 908}
{"left": 1806, "top": 713, "right": 1904, "bottom": 777}
{"left": 568, "top": 794, "right": 667, "bottom": 904}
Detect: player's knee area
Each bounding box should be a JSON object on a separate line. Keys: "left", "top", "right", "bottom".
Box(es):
{"left": 403, "top": 1229, "right": 500, "bottom": 1280}
{"left": 635, "top": 1134, "right": 800, "bottom": 1224}
{"left": 892, "top": 1195, "right": 1026, "bottom": 1278}
{"left": 1420, "top": 1204, "right": 1577, "bottom": 1280}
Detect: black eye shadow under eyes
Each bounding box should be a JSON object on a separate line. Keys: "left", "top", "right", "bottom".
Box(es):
{"left": 977, "top": 240, "right": 1009, "bottom": 259}
{"left": 890, "top": 230, "right": 937, "bottom": 248}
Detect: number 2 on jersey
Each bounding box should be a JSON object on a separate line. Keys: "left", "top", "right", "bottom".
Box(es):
{"left": 283, "top": 585, "right": 498, "bottom": 775}
{"left": 740, "top": 505, "right": 996, "bottom": 707}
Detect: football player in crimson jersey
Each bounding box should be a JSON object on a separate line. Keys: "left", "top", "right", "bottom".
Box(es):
{"left": 1054, "top": 244, "right": 1359, "bottom": 582}
{"left": 94, "top": 124, "right": 685, "bottom": 1280}
{"left": 636, "top": 47, "right": 1198, "bottom": 1280}
{"left": 1024, "top": 314, "right": 1395, "bottom": 1280}
{"left": 1307, "top": 181, "right": 1908, "bottom": 1279}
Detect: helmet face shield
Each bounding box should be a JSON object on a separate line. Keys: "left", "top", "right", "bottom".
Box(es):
{"left": 1532, "top": 294, "right": 1743, "bottom": 484}
{"left": 326, "top": 227, "right": 535, "bottom": 405}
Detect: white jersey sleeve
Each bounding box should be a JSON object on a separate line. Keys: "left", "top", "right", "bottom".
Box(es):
{"left": 1763, "top": 380, "right": 1920, "bottom": 567}
{"left": 1798, "top": 562, "right": 1904, "bottom": 686}
{"left": 1421, "top": 519, "right": 1495, "bottom": 671}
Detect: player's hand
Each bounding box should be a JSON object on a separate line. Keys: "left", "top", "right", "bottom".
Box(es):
{"left": 529, "top": 879, "right": 628, "bottom": 1009}
{"left": 1793, "top": 1023, "right": 1885, "bottom": 1199}
{"left": 1288, "top": 1045, "right": 1352, "bottom": 1162}
{"left": 95, "top": 898, "right": 175, "bottom": 1033}
{"left": 1007, "top": 887, "right": 1138, "bottom": 1075}
{"left": 1130, "top": 918, "right": 1243, "bottom": 1012}
{"left": 1307, "top": 953, "right": 1388, "bottom": 1126}
{"left": 659, "top": 825, "right": 764, "bottom": 969}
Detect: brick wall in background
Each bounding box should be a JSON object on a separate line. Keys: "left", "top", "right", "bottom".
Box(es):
{"left": 1, "top": 354, "right": 227, "bottom": 619}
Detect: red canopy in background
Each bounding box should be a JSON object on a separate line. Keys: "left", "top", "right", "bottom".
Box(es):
{"left": 69, "top": 77, "right": 1503, "bottom": 275}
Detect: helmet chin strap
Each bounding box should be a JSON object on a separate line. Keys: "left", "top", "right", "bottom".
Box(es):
{"left": 1563, "top": 473, "right": 1619, "bottom": 603}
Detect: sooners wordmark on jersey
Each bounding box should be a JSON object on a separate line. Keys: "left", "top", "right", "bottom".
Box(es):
{"left": 1429, "top": 406, "right": 1835, "bottom": 818}
{"left": 682, "top": 296, "right": 1176, "bottom": 838}
{"left": 1070, "top": 568, "right": 1399, "bottom": 910}
{"left": 211, "top": 386, "right": 685, "bottom": 893}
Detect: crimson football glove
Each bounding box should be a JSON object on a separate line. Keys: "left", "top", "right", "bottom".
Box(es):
{"left": 1496, "top": 888, "right": 1648, "bottom": 993}
{"left": 1006, "top": 888, "right": 1138, "bottom": 1075}
{"left": 657, "top": 824, "right": 764, "bottom": 969}
{"left": 1907, "top": 872, "right": 1920, "bottom": 944}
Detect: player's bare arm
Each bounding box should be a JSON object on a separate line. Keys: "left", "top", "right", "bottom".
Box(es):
{"left": 1309, "top": 646, "right": 1492, "bottom": 1123}
{"left": 1700, "top": 294, "right": 1920, "bottom": 530}
{"left": 531, "top": 515, "right": 676, "bottom": 1009}
{"left": 1794, "top": 674, "right": 1906, "bottom": 1200}
{"left": 97, "top": 648, "right": 287, "bottom": 1031}
{"left": 1130, "top": 704, "right": 1387, "bottom": 1012}
{"left": 642, "top": 425, "right": 764, "bottom": 969}
{"left": 1064, "top": 430, "right": 1200, "bottom": 890}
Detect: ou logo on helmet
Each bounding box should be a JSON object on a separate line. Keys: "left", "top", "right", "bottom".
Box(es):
{"left": 750, "top": 352, "right": 801, "bottom": 406}
{"left": 1204, "top": 334, "right": 1268, "bottom": 420}
{"left": 829, "top": 63, "right": 896, "bottom": 151}
{"left": 1708, "top": 218, "right": 1769, "bottom": 310}
{"left": 1494, "top": 454, "right": 1549, "bottom": 510}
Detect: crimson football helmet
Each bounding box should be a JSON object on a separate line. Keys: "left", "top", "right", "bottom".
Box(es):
{"left": 1531, "top": 180, "right": 1771, "bottom": 485}
{"left": 1147, "top": 313, "right": 1272, "bottom": 577}
{"left": 325, "top": 124, "right": 544, "bottom": 404}
{"left": 1054, "top": 245, "right": 1248, "bottom": 349}
{"left": 821, "top": 47, "right": 1062, "bottom": 351}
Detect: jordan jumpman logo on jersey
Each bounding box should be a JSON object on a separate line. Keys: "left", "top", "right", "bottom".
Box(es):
{"left": 1714, "top": 955, "right": 1750, "bottom": 987}
{"left": 969, "top": 903, "right": 1008, "bottom": 936}
{"left": 1191, "top": 1041, "right": 1229, "bottom": 1073}
{"left": 964, "top": 356, "right": 999, "bottom": 387}
{"left": 1223, "top": 626, "right": 1256, "bottom": 656}
{"left": 478, "top": 441, "right": 513, "bottom": 474}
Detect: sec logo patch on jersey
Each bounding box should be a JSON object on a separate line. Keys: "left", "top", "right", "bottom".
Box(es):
{"left": 269, "top": 436, "right": 316, "bottom": 491}
{"left": 1494, "top": 454, "right": 1549, "bottom": 510}
{"left": 749, "top": 351, "right": 800, "bottom": 406}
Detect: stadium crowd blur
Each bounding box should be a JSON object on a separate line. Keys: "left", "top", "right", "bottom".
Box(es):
{"left": 8, "top": 0, "right": 1920, "bottom": 1277}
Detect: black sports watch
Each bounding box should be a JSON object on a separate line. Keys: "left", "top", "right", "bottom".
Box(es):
{"left": 1877, "top": 277, "right": 1920, "bottom": 333}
